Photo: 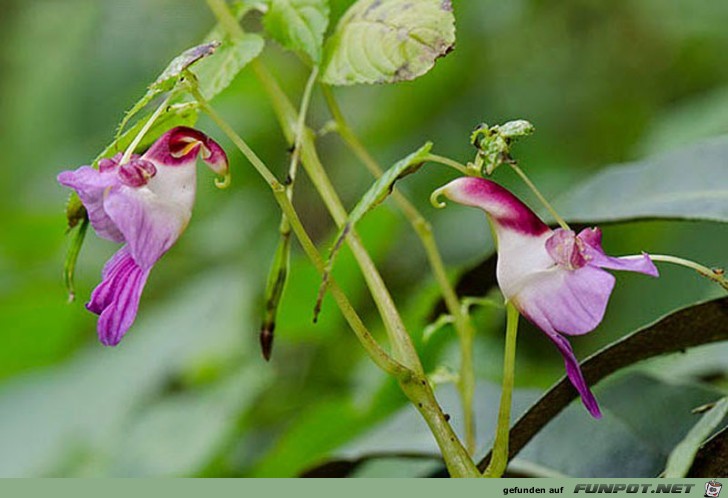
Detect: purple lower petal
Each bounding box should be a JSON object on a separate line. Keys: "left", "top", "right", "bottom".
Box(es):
{"left": 57, "top": 167, "right": 124, "bottom": 242}
{"left": 103, "top": 186, "right": 187, "bottom": 270}
{"left": 518, "top": 306, "right": 602, "bottom": 418}
{"left": 577, "top": 228, "right": 659, "bottom": 277}
{"left": 546, "top": 331, "right": 602, "bottom": 418}
{"left": 514, "top": 265, "right": 616, "bottom": 336}
{"left": 86, "top": 247, "right": 150, "bottom": 346}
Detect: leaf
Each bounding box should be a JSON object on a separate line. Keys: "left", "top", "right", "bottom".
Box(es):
{"left": 314, "top": 142, "right": 432, "bottom": 320}
{"left": 307, "top": 372, "right": 724, "bottom": 477}
{"left": 151, "top": 42, "right": 222, "bottom": 93}
{"left": 116, "top": 42, "right": 219, "bottom": 139}
{"left": 320, "top": 0, "right": 456, "bottom": 85}
{"left": 476, "top": 296, "right": 728, "bottom": 472}
{"left": 664, "top": 397, "right": 728, "bottom": 477}
{"left": 0, "top": 269, "right": 254, "bottom": 476}
{"left": 554, "top": 137, "right": 728, "bottom": 224}
{"left": 192, "top": 34, "right": 265, "bottom": 99}
{"left": 264, "top": 0, "right": 330, "bottom": 64}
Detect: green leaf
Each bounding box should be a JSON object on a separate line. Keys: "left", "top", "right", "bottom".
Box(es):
{"left": 554, "top": 137, "right": 728, "bottom": 224}
{"left": 192, "top": 34, "right": 265, "bottom": 99}
{"left": 314, "top": 142, "right": 432, "bottom": 320}
{"left": 320, "top": 0, "right": 456, "bottom": 85}
{"left": 307, "top": 373, "right": 724, "bottom": 477}
{"left": 264, "top": 0, "right": 330, "bottom": 64}
{"left": 664, "top": 397, "right": 728, "bottom": 477}
{"left": 116, "top": 42, "right": 219, "bottom": 139}
{"left": 0, "top": 269, "right": 254, "bottom": 476}
{"left": 477, "top": 296, "right": 728, "bottom": 472}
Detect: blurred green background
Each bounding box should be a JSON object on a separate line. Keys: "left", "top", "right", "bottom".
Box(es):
{"left": 0, "top": 0, "right": 726, "bottom": 477}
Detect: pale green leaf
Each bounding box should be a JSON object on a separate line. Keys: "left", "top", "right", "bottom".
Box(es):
{"left": 664, "top": 397, "right": 728, "bottom": 478}
{"left": 320, "top": 0, "right": 456, "bottom": 85}
{"left": 193, "top": 34, "right": 265, "bottom": 99}
{"left": 116, "top": 42, "right": 218, "bottom": 139}
{"left": 554, "top": 137, "right": 728, "bottom": 224}
{"left": 264, "top": 0, "right": 330, "bottom": 64}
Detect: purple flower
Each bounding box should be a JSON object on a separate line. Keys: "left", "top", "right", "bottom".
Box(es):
{"left": 437, "top": 177, "right": 659, "bottom": 417}
{"left": 58, "top": 127, "right": 228, "bottom": 346}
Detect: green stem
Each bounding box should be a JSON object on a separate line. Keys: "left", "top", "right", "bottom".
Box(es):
{"left": 250, "top": 60, "right": 480, "bottom": 476}
{"left": 194, "top": 88, "right": 403, "bottom": 376}
{"left": 252, "top": 62, "right": 421, "bottom": 374}
{"left": 120, "top": 94, "right": 172, "bottom": 164}
{"left": 205, "top": 0, "right": 480, "bottom": 475}
{"left": 634, "top": 254, "right": 728, "bottom": 291}
{"left": 206, "top": 0, "right": 246, "bottom": 38}
{"left": 197, "top": 94, "right": 478, "bottom": 476}
{"left": 323, "top": 85, "right": 479, "bottom": 454}
{"left": 425, "top": 153, "right": 470, "bottom": 175}
{"left": 509, "top": 163, "right": 570, "bottom": 231}
{"left": 484, "top": 302, "right": 519, "bottom": 478}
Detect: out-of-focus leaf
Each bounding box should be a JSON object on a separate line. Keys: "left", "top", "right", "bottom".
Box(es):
{"left": 111, "top": 365, "right": 272, "bottom": 477}
{"left": 193, "top": 34, "right": 265, "bottom": 99}
{"left": 554, "top": 138, "right": 728, "bottom": 224}
{"left": 263, "top": 0, "right": 330, "bottom": 64}
{"left": 511, "top": 375, "right": 724, "bottom": 478}
{"left": 477, "top": 296, "right": 728, "bottom": 472}
{"left": 639, "top": 87, "right": 728, "bottom": 155}
{"left": 314, "top": 143, "right": 432, "bottom": 320}
{"left": 0, "top": 270, "right": 251, "bottom": 477}
{"left": 320, "top": 0, "right": 456, "bottom": 85}
{"left": 688, "top": 426, "right": 728, "bottom": 477}
{"left": 310, "top": 373, "right": 724, "bottom": 477}
{"left": 664, "top": 397, "right": 728, "bottom": 477}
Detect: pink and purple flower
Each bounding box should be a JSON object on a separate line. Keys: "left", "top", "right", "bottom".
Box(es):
{"left": 436, "top": 177, "right": 659, "bottom": 417}
{"left": 58, "top": 127, "right": 228, "bottom": 346}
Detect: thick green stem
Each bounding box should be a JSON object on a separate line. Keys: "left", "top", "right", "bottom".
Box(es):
{"left": 249, "top": 59, "right": 483, "bottom": 475}
{"left": 195, "top": 89, "right": 403, "bottom": 376}
{"left": 252, "top": 62, "right": 421, "bottom": 374}
{"left": 197, "top": 93, "right": 479, "bottom": 476}
{"left": 322, "top": 86, "right": 479, "bottom": 455}
{"left": 204, "top": 0, "right": 480, "bottom": 475}
{"left": 484, "top": 302, "right": 519, "bottom": 478}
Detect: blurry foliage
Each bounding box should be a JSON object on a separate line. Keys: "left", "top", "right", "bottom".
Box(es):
{"left": 0, "top": 0, "right": 726, "bottom": 477}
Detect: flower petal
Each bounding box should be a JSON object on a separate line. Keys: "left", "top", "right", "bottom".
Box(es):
{"left": 103, "top": 186, "right": 189, "bottom": 270}
{"left": 542, "top": 323, "right": 602, "bottom": 418}
{"left": 439, "top": 177, "right": 550, "bottom": 237}
{"left": 57, "top": 166, "right": 123, "bottom": 242}
{"left": 143, "top": 126, "right": 228, "bottom": 177}
{"left": 514, "top": 264, "right": 616, "bottom": 336}
{"left": 578, "top": 228, "right": 659, "bottom": 277}
{"left": 86, "top": 247, "right": 150, "bottom": 346}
